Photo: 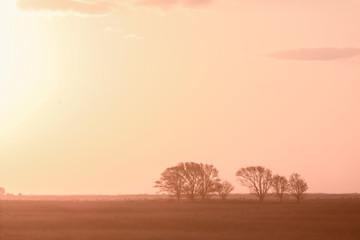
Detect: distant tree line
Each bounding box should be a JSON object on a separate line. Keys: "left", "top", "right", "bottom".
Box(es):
{"left": 155, "top": 163, "right": 308, "bottom": 202}
{"left": 0, "top": 188, "right": 24, "bottom": 199}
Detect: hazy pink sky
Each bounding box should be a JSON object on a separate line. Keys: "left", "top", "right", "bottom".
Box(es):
{"left": 1, "top": 0, "right": 360, "bottom": 195}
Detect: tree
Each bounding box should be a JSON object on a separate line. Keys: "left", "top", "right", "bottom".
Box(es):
{"left": 177, "top": 162, "right": 202, "bottom": 201}
{"left": 216, "top": 181, "right": 234, "bottom": 201}
{"left": 0, "top": 187, "right": 5, "bottom": 196}
{"left": 272, "top": 175, "right": 289, "bottom": 202}
{"left": 198, "top": 163, "right": 221, "bottom": 200}
{"left": 155, "top": 162, "right": 222, "bottom": 201}
{"left": 154, "top": 166, "right": 183, "bottom": 201}
{"left": 235, "top": 166, "right": 273, "bottom": 202}
{"left": 289, "top": 173, "right": 308, "bottom": 202}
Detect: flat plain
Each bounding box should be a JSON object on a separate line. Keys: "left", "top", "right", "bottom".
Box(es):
{"left": 1, "top": 198, "right": 360, "bottom": 240}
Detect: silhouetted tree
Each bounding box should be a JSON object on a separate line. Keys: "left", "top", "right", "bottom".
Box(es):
{"left": 154, "top": 166, "right": 183, "bottom": 201}
{"left": 289, "top": 173, "right": 308, "bottom": 202}
{"left": 236, "top": 166, "right": 273, "bottom": 202}
{"left": 198, "top": 163, "right": 221, "bottom": 200}
{"left": 177, "top": 162, "right": 202, "bottom": 201}
{"left": 272, "top": 175, "right": 289, "bottom": 202}
{"left": 216, "top": 181, "right": 234, "bottom": 201}
{"left": 156, "top": 162, "right": 223, "bottom": 201}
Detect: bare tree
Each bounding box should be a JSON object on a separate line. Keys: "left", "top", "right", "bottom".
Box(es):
{"left": 178, "top": 162, "right": 202, "bottom": 201}
{"left": 235, "top": 166, "right": 273, "bottom": 202}
{"left": 154, "top": 166, "right": 183, "bottom": 201}
{"left": 155, "top": 162, "right": 226, "bottom": 201}
{"left": 198, "top": 163, "right": 221, "bottom": 200}
{"left": 216, "top": 181, "right": 234, "bottom": 201}
{"left": 156, "top": 162, "right": 222, "bottom": 201}
{"left": 272, "top": 175, "right": 289, "bottom": 202}
{"left": 289, "top": 173, "right": 308, "bottom": 202}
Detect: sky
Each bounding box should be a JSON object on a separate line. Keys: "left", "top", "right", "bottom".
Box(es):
{"left": 1, "top": 0, "right": 360, "bottom": 195}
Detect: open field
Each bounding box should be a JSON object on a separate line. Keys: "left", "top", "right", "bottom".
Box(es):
{"left": 1, "top": 199, "right": 360, "bottom": 240}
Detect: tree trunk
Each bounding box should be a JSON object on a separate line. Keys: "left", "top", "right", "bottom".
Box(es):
{"left": 188, "top": 194, "right": 195, "bottom": 201}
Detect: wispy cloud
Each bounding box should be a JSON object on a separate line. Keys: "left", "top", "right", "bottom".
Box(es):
{"left": 104, "top": 26, "right": 124, "bottom": 33}
{"left": 103, "top": 27, "right": 144, "bottom": 39}
{"left": 16, "top": 0, "right": 118, "bottom": 16}
{"left": 266, "top": 48, "right": 360, "bottom": 61}
{"left": 137, "top": 0, "right": 213, "bottom": 10}
{"left": 15, "top": 0, "right": 216, "bottom": 16}
{"left": 124, "top": 33, "right": 145, "bottom": 40}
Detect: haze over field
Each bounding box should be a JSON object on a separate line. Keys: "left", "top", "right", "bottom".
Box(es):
{"left": 1, "top": 0, "right": 360, "bottom": 195}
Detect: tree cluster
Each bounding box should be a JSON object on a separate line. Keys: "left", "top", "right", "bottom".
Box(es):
{"left": 236, "top": 166, "right": 308, "bottom": 202}
{"left": 155, "top": 163, "right": 308, "bottom": 202}
{"left": 155, "top": 162, "right": 234, "bottom": 201}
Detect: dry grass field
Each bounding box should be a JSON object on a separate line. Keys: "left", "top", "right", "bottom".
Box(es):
{"left": 1, "top": 199, "right": 360, "bottom": 240}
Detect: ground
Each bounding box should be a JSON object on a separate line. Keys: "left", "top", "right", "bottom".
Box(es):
{"left": 1, "top": 199, "right": 360, "bottom": 240}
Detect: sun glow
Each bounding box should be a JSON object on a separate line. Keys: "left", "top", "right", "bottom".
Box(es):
{"left": 0, "top": 3, "right": 15, "bottom": 100}
{"left": 0, "top": 1, "right": 56, "bottom": 138}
